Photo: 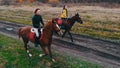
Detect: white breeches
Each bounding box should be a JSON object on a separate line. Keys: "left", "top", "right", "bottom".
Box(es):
{"left": 31, "top": 28, "right": 39, "bottom": 37}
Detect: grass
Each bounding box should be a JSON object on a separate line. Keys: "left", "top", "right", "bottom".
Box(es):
{"left": 0, "top": 9, "right": 32, "bottom": 25}
{"left": 0, "top": 34, "right": 101, "bottom": 68}
{"left": 72, "top": 21, "right": 120, "bottom": 38}
{"left": 71, "top": 20, "right": 120, "bottom": 43}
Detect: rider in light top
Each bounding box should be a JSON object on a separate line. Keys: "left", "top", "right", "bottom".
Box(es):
{"left": 60, "top": 5, "right": 68, "bottom": 28}
{"left": 32, "top": 8, "right": 44, "bottom": 47}
{"left": 61, "top": 5, "right": 68, "bottom": 21}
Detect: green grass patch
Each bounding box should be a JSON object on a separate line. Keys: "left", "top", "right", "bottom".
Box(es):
{"left": 71, "top": 20, "right": 120, "bottom": 42}
{"left": 0, "top": 9, "right": 32, "bottom": 25}
{"left": 0, "top": 34, "right": 101, "bottom": 68}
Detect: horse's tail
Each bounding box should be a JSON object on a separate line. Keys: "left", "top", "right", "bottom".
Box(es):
{"left": 18, "top": 28, "right": 22, "bottom": 40}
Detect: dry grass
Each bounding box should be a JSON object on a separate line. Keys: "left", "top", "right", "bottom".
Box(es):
{"left": 0, "top": 5, "right": 119, "bottom": 22}
{"left": 0, "top": 5, "right": 119, "bottom": 21}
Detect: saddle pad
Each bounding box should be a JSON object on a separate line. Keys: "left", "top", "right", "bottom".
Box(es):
{"left": 57, "top": 19, "right": 62, "bottom": 25}
{"left": 31, "top": 28, "right": 43, "bottom": 33}
{"left": 29, "top": 28, "right": 43, "bottom": 41}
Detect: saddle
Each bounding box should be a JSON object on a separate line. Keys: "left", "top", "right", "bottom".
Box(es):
{"left": 57, "top": 19, "right": 66, "bottom": 29}
{"left": 57, "top": 19, "right": 62, "bottom": 25}
{"left": 29, "top": 28, "right": 43, "bottom": 43}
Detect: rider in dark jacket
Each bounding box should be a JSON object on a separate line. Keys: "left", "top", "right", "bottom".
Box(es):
{"left": 32, "top": 8, "right": 44, "bottom": 28}
{"left": 32, "top": 8, "right": 44, "bottom": 47}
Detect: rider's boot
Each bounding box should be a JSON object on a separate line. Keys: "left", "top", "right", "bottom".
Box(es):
{"left": 34, "top": 35, "right": 39, "bottom": 47}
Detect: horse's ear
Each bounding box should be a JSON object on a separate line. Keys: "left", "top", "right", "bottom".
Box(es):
{"left": 75, "top": 13, "right": 79, "bottom": 16}
{"left": 75, "top": 12, "right": 77, "bottom": 15}
{"left": 52, "top": 18, "right": 57, "bottom": 24}
{"left": 75, "top": 12, "right": 78, "bottom": 15}
{"left": 52, "top": 18, "right": 55, "bottom": 23}
{"left": 52, "top": 19, "right": 54, "bottom": 23}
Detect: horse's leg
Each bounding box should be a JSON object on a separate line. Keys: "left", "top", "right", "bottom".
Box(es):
{"left": 68, "top": 31, "right": 73, "bottom": 42}
{"left": 62, "top": 30, "right": 67, "bottom": 38}
{"left": 47, "top": 45, "right": 55, "bottom": 62}
{"left": 22, "top": 37, "right": 32, "bottom": 57}
{"left": 39, "top": 46, "right": 48, "bottom": 57}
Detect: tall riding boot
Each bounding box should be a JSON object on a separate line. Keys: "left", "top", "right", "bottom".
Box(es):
{"left": 34, "top": 35, "right": 39, "bottom": 47}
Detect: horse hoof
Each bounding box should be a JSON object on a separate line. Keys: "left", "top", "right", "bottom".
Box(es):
{"left": 39, "top": 54, "right": 44, "bottom": 57}
{"left": 52, "top": 58, "right": 55, "bottom": 62}
{"left": 29, "top": 53, "right": 32, "bottom": 57}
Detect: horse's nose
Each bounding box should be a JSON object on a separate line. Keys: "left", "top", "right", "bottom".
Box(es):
{"left": 81, "top": 21, "right": 83, "bottom": 24}
{"left": 81, "top": 22, "right": 83, "bottom": 24}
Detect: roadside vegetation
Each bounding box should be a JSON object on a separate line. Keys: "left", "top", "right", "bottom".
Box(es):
{"left": 0, "top": 34, "right": 101, "bottom": 68}
{"left": 0, "top": 6, "right": 119, "bottom": 44}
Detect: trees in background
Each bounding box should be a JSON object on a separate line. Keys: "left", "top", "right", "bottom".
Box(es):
{"left": 59, "top": 0, "right": 120, "bottom": 3}
{"left": 0, "top": 0, "right": 119, "bottom": 5}
{"left": 1, "top": 0, "right": 10, "bottom": 5}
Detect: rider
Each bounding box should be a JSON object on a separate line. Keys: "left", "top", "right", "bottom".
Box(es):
{"left": 32, "top": 8, "right": 44, "bottom": 47}
{"left": 60, "top": 5, "right": 68, "bottom": 26}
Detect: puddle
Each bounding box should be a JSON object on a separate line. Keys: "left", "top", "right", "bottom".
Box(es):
{"left": 6, "top": 28, "right": 13, "bottom": 31}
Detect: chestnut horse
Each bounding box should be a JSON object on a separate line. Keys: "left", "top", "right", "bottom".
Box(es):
{"left": 18, "top": 20, "right": 62, "bottom": 61}
{"left": 53, "top": 13, "right": 83, "bottom": 42}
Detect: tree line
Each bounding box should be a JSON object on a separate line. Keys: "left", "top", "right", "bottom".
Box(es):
{"left": 36, "top": 0, "right": 120, "bottom": 3}
{"left": 0, "top": 0, "right": 120, "bottom": 5}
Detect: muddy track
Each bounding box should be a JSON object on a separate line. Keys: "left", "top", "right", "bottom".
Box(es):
{"left": 53, "top": 37, "right": 120, "bottom": 62}
{"left": 53, "top": 34, "right": 120, "bottom": 60}
{"left": 0, "top": 20, "right": 120, "bottom": 68}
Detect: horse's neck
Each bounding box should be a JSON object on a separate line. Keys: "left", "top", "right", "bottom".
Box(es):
{"left": 69, "top": 17, "right": 76, "bottom": 26}
{"left": 43, "top": 28, "right": 53, "bottom": 39}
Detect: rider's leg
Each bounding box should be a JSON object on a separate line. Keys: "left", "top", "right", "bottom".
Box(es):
{"left": 38, "top": 28, "right": 41, "bottom": 38}
{"left": 61, "top": 18, "right": 66, "bottom": 29}
{"left": 62, "top": 18, "right": 65, "bottom": 25}
{"left": 34, "top": 28, "right": 39, "bottom": 37}
{"left": 33, "top": 28, "right": 39, "bottom": 47}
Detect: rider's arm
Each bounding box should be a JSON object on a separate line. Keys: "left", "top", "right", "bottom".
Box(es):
{"left": 66, "top": 9, "right": 68, "bottom": 17}
{"left": 40, "top": 15, "right": 44, "bottom": 26}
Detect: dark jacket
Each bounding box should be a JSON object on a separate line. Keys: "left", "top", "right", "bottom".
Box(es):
{"left": 32, "top": 15, "right": 44, "bottom": 28}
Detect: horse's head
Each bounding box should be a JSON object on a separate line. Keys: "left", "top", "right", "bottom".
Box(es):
{"left": 74, "top": 13, "right": 83, "bottom": 24}
{"left": 52, "top": 19, "right": 62, "bottom": 36}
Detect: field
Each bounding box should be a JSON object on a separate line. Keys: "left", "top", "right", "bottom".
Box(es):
{"left": 0, "top": 5, "right": 119, "bottom": 43}
{"left": 0, "top": 5, "right": 120, "bottom": 68}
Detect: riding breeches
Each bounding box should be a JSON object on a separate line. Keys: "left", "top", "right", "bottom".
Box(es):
{"left": 31, "top": 28, "right": 39, "bottom": 37}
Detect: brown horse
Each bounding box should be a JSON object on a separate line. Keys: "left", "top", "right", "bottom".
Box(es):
{"left": 53, "top": 13, "right": 83, "bottom": 42}
{"left": 18, "top": 20, "right": 62, "bottom": 61}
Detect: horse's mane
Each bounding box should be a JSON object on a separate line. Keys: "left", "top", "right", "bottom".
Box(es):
{"left": 44, "top": 20, "right": 52, "bottom": 30}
